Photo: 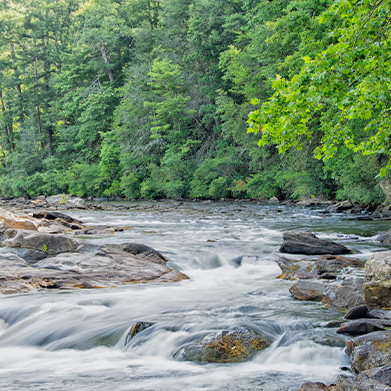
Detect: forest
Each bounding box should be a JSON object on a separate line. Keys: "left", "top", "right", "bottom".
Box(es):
{"left": 0, "top": 0, "right": 389, "bottom": 204}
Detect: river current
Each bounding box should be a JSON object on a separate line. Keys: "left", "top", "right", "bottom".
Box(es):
{"left": 0, "top": 201, "right": 389, "bottom": 391}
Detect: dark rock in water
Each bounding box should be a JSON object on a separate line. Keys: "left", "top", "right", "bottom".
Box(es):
{"left": 327, "top": 201, "right": 353, "bottom": 213}
{"left": 344, "top": 305, "right": 369, "bottom": 320}
{"left": 280, "top": 232, "right": 353, "bottom": 255}
{"left": 364, "top": 251, "right": 391, "bottom": 309}
{"left": 296, "top": 382, "right": 336, "bottom": 391}
{"left": 289, "top": 280, "right": 327, "bottom": 301}
{"left": 323, "top": 278, "right": 364, "bottom": 311}
{"left": 183, "top": 327, "right": 270, "bottom": 363}
{"left": 125, "top": 321, "right": 154, "bottom": 345}
{"left": 336, "top": 320, "right": 386, "bottom": 336}
{"left": 276, "top": 256, "right": 317, "bottom": 280}
{"left": 117, "top": 243, "right": 168, "bottom": 265}
{"left": 316, "top": 255, "right": 365, "bottom": 273}
{"left": 31, "top": 211, "right": 83, "bottom": 225}
{"left": 346, "top": 331, "right": 391, "bottom": 373}
{"left": 319, "top": 272, "right": 337, "bottom": 280}
{"left": 336, "top": 374, "right": 391, "bottom": 391}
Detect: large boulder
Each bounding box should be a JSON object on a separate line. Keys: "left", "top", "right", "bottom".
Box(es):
{"left": 276, "top": 256, "right": 317, "bottom": 280}
{"left": 323, "top": 278, "right": 364, "bottom": 311}
{"left": 0, "top": 230, "right": 188, "bottom": 294}
{"left": 183, "top": 327, "right": 271, "bottom": 363}
{"left": 316, "top": 255, "right": 365, "bottom": 274}
{"left": 336, "top": 374, "right": 391, "bottom": 391}
{"left": 280, "top": 232, "right": 353, "bottom": 255}
{"left": 289, "top": 280, "right": 327, "bottom": 301}
{"left": 364, "top": 251, "right": 391, "bottom": 308}
{"left": 346, "top": 331, "right": 391, "bottom": 373}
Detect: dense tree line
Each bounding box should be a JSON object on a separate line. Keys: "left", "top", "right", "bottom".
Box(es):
{"left": 0, "top": 0, "right": 389, "bottom": 204}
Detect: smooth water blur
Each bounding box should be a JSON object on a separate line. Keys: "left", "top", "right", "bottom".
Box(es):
{"left": 0, "top": 201, "right": 388, "bottom": 390}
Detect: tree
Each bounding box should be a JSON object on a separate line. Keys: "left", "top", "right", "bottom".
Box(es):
{"left": 248, "top": 0, "right": 391, "bottom": 176}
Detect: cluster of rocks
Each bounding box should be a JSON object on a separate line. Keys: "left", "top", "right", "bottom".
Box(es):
{"left": 0, "top": 208, "right": 188, "bottom": 294}
{"left": 280, "top": 231, "right": 391, "bottom": 391}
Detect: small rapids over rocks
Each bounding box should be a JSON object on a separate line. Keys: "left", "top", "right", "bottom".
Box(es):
{"left": 0, "top": 201, "right": 388, "bottom": 390}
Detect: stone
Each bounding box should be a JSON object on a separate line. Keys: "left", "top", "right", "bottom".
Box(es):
{"left": 280, "top": 232, "right": 353, "bottom": 255}
{"left": 327, "top": 201, "right": 353, "bottom": 213}
{"left": 344, "top": 305, "right": 369, "bottom": 320}
{"left": 364, "top": 251, "right": 391, "bottom": 308}
{"left": 269, "top": 197, "right": 279, "bottom": 203}
{"left": 346, "top": 331, "right": 391, "bottom": 373}
{"left": 0, "top": 208, "right": 38, "bottom": 230}
{"left": 336, "top": 374, "right": 391, "bottom": 391}
{"left": 316, "top": 255, "right": 365, "bottom": 273}
{"left": 323, "top": 278, "right": 364, "bottom": 311}
{"left": 0, "top": 229, "right": 188, "bottom": 294}
{"left": 45, "top": 194, "right": 85, "bottom": 208}
{"left": 125, "top": 321, "right": 154, "bottom": 345}
{"left": 183, "top": 327, "right": 271, "bottom": 363}
{"left": 289, "top": 280, "right": 327, "bottom": 301}
{"left": 276, "top": 256, "right": 317, "bottom": 280}
{"left": 296, "top": 382, "right": 336, "bottom": 391}
{"left": 362, "top": 365, "right": 391, "bottom": 386}
{"left": 336, "top": 320, "right": 386, "bottom": 336}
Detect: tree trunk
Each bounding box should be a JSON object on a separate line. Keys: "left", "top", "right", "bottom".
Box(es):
{"left": 100, "top": 44, "right": 115, "bottom": 83}
{"left": 10, "top": 42, "right": 25, "bottom": 124}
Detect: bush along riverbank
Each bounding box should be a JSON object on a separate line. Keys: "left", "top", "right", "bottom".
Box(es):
{"left": 278, "top": 233, "right": 391, "bottom": 391}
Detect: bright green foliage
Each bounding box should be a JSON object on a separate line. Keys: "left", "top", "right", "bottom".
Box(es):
{"left": 248, "top": 0, "right": 391, "bottom": 175}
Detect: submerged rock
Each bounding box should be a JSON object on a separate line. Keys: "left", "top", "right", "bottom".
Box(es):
{"left": 280, "top": 232, "right": 353, "bottom": 255}
{"left": 183, "top": 327, "right": 270, "bottom": 363}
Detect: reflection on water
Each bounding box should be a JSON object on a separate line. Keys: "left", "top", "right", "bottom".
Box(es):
{"left": 0, "top": 201, "right": 388, "bottom": 390}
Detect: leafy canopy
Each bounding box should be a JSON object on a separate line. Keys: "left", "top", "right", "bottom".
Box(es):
{"left": 248, "top": 0, "right": 391, "bottom": 176}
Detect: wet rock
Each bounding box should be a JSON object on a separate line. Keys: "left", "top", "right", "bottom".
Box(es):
{"left": 0, "top": 230, "right": 188, "bottom": 294}
{"left": 346, "top": 331, "right": 391, "bottom": 373}
{"left": 276, "top": 257, "right": 317, "bottom": 280}
{"left": 296, "top": 199, "right": 334, "bottom": 208}
{"left": 118, "top": 243, "right": 168, "bottom": 265}
{"left": 368, "top": 310, "right": 391, "bottom": 320}
{"left": 296, "top": 382, "right": 336, "bottom": 391}
{"left": 362, "top": 365, "right": 391, "bottom": 386}
{"left": 280, "top": 232, "right": 353, "bottom": 255}
{"left": 46, "top": 194, "right": 85, "bottom": 208}
{"left": 344, "top": 305, "right": 369, "bottom": 320}
{"left": 316, "top": 255, "right": 365, "bottom": 274}
{"left": 183, "top": 327, "right": 271, "bottom": 363}
{"left": 323, "top": 278, "right": 364, "bottom": 311}
{"left": 364, "top": 251, "right": 391, "bottom": 308}
{"left": 319, "top": 272, "right": 337, "bottom": 280}
{"left": 378, "top": 231, "right": 391, "bottom": 245}
{"left": 336, "top": 374, "right": 391, "bottom": 391}
{"left": 289, "top": 280, "right": 327, "bottom": 301}
{"left": 336, "top": 320, "right": 386, "bottom": 336}
{"left": 327, "top": 201, "right": 353, "bottom": 213}
{"left": 269, "top": 197, "right": 279, "bottom": 203}
{"left": 125, "top": 321, "right": 154, "bottom": 344}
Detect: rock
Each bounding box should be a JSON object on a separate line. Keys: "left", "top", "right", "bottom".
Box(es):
{"left": 327, "top": 201, "right": 353, "bottom": 213}
{"left": 362, "top": 365, "right": 391, "bottom": 386}
{"left": 31, "top": 211, "right": 83, "bottom": 224}
{"left": 323, "top": 278, "right": 364, "bottom": 311}
{"left": 289, "top": 280, "right": 327, "bottom": 301}
{"left": 364, "top": 251, "right": 391, "bottom": 308}
{"left": 125, "top": 321, "right": 154, "bottom": 344}
{"left": 336, "top": 320, "right": 386, "bottom": 336}
{"left": 368, "top": 310, "right": 391, "bottom": 320}
{"left": 378, "top": 231, "right": 391, "bottom": 245}
{"left": 296, "top": 382, "right": 336, "bottom": 391}
{"left": 280, "top": 232, "right": 353, "bottom": 255}
{"left": 344, "top": 305, "right": 369, "bottom": 320}
{"left": 183, "top": 327, "right": 271, "bottom": 363}
{"left": 346, "top": 331, "right": 391, "bottom": 373}
{"left": 0, "top": 229, "right": 188, "bottom": 294}
{"left": 46, "top": 194, "right": 85, "bottom": 208}
{"left": 336, "top": 374, "right": 391, "bottom": 391}
{"left": 316, "top": 255, "right": 365, "bottom": 273}
{"left": 269, "top": 197, "right": 279, "bottom": 203}
{"left": 296, "top": 199, "right": 334, "bottom": 208}
{"left": 276, "top": 256, "right": 317, "bottom": 280}
{"left": 0, "top": 208, "right": 38, "bottom": 230}
{"left": 118, "top": 243, "right": 168, "bottom": 265}
{"left": 5, "top": 230, "right": 80, "bottom": 255}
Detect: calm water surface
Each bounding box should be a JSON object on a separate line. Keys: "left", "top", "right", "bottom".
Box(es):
{"left": 0, "top": 201, "right": 389, "bottom": 391}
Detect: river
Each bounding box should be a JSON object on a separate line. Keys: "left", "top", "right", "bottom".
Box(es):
{"left": 0, "top": 201, "right": 388, "bottom": 391}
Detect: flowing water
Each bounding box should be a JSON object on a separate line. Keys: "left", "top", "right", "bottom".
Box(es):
{"left": 0, "top": 201, "right": 389, "bottom": 391}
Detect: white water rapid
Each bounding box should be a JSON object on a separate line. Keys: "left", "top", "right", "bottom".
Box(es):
{"left": 0, "top": 201, "right": 388, "bottom": 390}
